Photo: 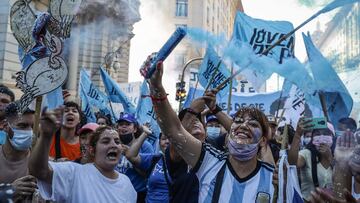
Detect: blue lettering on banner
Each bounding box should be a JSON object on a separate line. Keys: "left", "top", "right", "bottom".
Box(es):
{"left": 249, "top": 28, "right": 294, "bottom": 64}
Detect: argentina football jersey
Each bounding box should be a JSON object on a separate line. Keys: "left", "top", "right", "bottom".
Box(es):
{"left": 194, "top": 143, "right": 274, "bottom": 203}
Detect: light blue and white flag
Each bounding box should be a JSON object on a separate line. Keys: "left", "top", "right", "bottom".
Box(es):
{"left": 313, "top": 0, "right": 359, "bottom": 20}
{"left": 136, "top": 81, "right": 161, "bottom": 146}
{"left": 100, "top": 67, "right": 136, "bottom": 115}
{"left": 198, "top": 46, "right": 238, "bottom": 97}
{"left": 231, "top": 12, "right": 295, "bottom": 90}
{"left": 79, "top": 84, "right": 97, "bottom": 123}
{"left": 303, "top": 32, "right": 353, "bottom": 128}
{"left": 79, "top": 68, "right": 113, "bottom": 117}
{"left": 183, "top": 87, "right": 281, "bottom": 115}
{"left": 278, "top": 151, "right": 304, "bottom": 203}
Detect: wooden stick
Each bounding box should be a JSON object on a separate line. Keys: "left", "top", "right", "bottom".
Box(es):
{"left": 319, "top": 91, "right": 330, "bottom": 121}
{"left": 227, "top": 64, "right": 234, "bottom": 114}
{"left": 281, "top": 124, "right": 289, "bottom": 150}
{"left": 32, "top": 96, "right": 43, "bottom": 146}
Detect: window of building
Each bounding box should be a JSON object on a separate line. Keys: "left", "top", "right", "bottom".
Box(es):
{"left": 176, "top": 0, "right": 188, "bottom": 17}
{"left": 175, "top": 24, "right": 187, "bottom": 29}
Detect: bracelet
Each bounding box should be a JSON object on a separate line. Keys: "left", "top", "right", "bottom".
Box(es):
{"left": 211, "top": 105, "right": 222, "bottom": 114}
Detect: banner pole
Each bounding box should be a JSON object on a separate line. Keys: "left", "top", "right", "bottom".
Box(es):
{"left": 226, "top": 64, "right": 234, "bottom": 114}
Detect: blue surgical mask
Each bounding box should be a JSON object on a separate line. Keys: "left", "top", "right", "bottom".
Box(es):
{"left": 207, "top": 127, "right": 220, "bottom": 139}
{"left": 9, "top": 127, "right": 33, "bottom": 151}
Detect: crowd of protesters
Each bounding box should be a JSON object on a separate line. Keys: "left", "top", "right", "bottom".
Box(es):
{"left": 1, "top": 59, "right": 360, "bottom": 203}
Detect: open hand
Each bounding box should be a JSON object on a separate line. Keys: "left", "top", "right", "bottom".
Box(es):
{"left": 310, "top": 188, "right": 358, "bottom": 203}
{"left": 334, "top": 131, "right": 356, "bottom": 164}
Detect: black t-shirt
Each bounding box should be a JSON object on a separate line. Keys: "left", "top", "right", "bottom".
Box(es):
{"left": 269, "top": 139, "right": 281, "bottom": 163}
{"left": 165, "top": 148, "right": 199, "bottom": 203}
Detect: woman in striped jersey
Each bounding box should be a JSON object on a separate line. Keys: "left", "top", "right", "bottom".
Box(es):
{"left": 140, "top": 58, "right": 274, "bottom": 203}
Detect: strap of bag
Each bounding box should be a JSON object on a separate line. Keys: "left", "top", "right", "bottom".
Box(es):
{"left": 211, "top": 163, "right": 227, "bottom": 203}
{"left": 55, "top": 130, "right": 61, "bottom": 160}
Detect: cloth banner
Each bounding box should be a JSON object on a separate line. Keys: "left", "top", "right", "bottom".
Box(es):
{"left": 79, "top": 68, "right": 113, "bottom": 118}
{"left": 100, "top": 67, "right": 136, "bottom": 115}
{"left": 135, "top": 81, "right": 161, "bottom": 146}
{"left": 278, "top": 151, "right": 304, "bottom": 203}
{"left": 183, "top": 87, "right": 280, "bottom": 115}
{"left": 303, "top": 32, "right": 353, "bottom": 128}
{"left": 79, "top": 84, "right": 97, "bottom": 123}
{"left": 231, "top": 12, "right": 295, "bottom": 90}
{"left": 197, "top": 46, "right": 237, "bottom": 96}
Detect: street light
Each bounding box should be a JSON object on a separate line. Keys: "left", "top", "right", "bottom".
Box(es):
{"left": 178, "top": 57, "right": 203, "bottom": 110}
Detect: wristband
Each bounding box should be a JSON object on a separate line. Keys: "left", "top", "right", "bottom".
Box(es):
{"left": 211, "top": 105, "right": 222, "bottom": 114}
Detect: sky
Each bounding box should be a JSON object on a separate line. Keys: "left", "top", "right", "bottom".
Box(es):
{"left": 128, "top": 0, "right": 338, "bottom": 106}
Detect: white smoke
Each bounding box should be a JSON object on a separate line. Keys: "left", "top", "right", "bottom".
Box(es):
{"left": 129, "top": 0, "right": 181, "bottom": 109}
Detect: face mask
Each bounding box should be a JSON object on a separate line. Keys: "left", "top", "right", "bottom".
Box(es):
{"left": 207, "top": 127, "right": 220, "bottom": 139}
{"left": 227, "top": 137, "right": 259, "bottom": 161}
{"left": 9, "top": 127, "right": 33, "bottom": 151}
{"left": 335, "top": 130, "right": 345, "bottom": 137}
{"left": 302, "top": 137, "right": 311, "bottom": 146}
{"left": 312, "top": 135, "right": 333, "bottom": 147}
{"left": 120, "top": 133, "right": 133, "bottom": 145}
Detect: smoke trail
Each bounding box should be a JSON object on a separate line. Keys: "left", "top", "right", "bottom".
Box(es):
{"left": 296, "top": 0, "right": 332, "bottom": 8}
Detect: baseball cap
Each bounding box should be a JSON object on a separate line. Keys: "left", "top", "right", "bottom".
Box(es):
{"left": 118, "top": 113, "right": 137, "bottom": 124}
{"left": 206, "top": 115, "right": 218, "bottom": 123}
{"left": 78, "top": 123, "right": 99, "bottom": 135}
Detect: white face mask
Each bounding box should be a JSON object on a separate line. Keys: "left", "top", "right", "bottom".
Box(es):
{"left": 302, "top": 137, "right": 311, "bottom": 146}
{"left": 206, "top": 127, "right": 220, "bottom": 139}
{"left": 9, "top": 126, "right": 33, "bottom": 151}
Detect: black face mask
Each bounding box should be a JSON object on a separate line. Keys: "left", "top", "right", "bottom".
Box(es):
{"left": 120, "top": 133, "right": 134, "bottom": 145}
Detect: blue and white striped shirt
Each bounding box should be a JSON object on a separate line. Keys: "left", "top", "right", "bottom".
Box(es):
{"left": 194, "top": 143, "right": 274, "bottom": 203}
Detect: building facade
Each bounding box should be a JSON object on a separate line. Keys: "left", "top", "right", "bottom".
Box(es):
{"left": 0, "top": 0, "right": 140, "bottom": 97}
{"left": 166, "top": 0, "right": 243, "bottom": 80}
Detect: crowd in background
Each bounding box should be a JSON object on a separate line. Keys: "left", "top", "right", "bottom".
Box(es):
{"left": 1, "top": 59, "right": 360, "bottom": 203}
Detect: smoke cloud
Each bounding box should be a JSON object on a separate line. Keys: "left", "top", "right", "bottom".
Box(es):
{"left": 296, "top": 0, "right": 332, "bottom": 8}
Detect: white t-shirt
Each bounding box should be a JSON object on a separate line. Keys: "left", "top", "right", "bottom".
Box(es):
{"left": 299, "top": 149, "right": 332, "bottom": 201}
{"left": 195, "top": 143, "right": 274, "bottom": 203}
{"left": 38, "top": 162, "right": 137, "bottom": 203}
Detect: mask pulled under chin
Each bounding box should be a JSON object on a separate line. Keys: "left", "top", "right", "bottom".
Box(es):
{"left": 227, "top": 137, "right": 259, "bottom": 161}
{"left": 9, "top": 128, "right": 33, "bottom": 151}
{"left": 120, "top": 133, "right": 134, "bottom": 145}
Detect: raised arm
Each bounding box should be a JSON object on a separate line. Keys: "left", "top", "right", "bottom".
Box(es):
{"left": 122, "top": 125, "right": 152, "bottom": 166}
{"left": 332, "top": 132, "right": 355, "bottom": 199}
{"left": 29, "top": 108, "right": 62, "bottom": 184}
{"left": 288, "top": 118, "right": 311, "bottom": 167}
{"left": 141, "top": 59, "right": 202, "bottom": 168}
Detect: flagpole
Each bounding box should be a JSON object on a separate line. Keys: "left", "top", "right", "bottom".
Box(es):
{"left": 226, "top": 64, "right": 234, "bottom": 114}
{"left": 318, "top": 91, "right": 330, "bottom": 121}
{"left": 214, "top": 9, "right": 327, "bottom": 92}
